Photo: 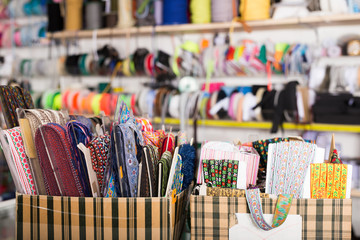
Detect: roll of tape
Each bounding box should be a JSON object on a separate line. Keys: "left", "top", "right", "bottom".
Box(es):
{"left": 92, "top": 93, "right": 103, "bottom": 115}
{"left": 52, "top": 93, "right": 62, "bottom": 110}
{"left": 62, "top": 90, "right": 71, "bottom": 109}
{"left": 255, "top": 88, "right": 266, "bottom": 122}
{"left": 168, "top": 94, "right": 181, "bottom": 119}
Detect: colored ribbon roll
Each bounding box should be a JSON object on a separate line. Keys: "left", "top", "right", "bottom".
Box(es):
{"left": 65, "top": 0, "right": 83, "bottom": 31}
{"left": 190, "top": 0, "right": 211, "bottom": 24}
{"left": 118, "top": 0, "right": 134, "bottom": 28}
{"left": 163, "top": 0, "right": 188, "bottom": 25}
{"left": 85, "top": 1, "right": 103, "bottom": 30}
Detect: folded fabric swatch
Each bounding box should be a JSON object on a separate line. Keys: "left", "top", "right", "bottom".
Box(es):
{"left": 110, "top": 125, "right": 130, "bottom": 197}
{"left": 178, "top": 143, "right": 196, "bottom": 191}
{"left": 87, "top": 134, "right": 111, "bottom": 193}
{"left": 158, "top": 151, "right": 173, "bottom": 197}
{"left": 35, "top": 123, "right": 85, "bottom": 197}
{"left": 139, "top": 145, "right": 158, "bottom": 197}
{"left": 0, "top": 86, "right": 34, "bottom": 128}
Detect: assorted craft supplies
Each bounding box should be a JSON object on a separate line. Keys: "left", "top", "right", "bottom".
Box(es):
{"left": 0, "top": 86, "right": 196, "bottom": 198}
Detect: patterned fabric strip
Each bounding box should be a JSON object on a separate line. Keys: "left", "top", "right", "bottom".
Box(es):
{"left": 311, "top": 164, "right": 321, "bottom": 199}
{"left": 311, "top": 163, "right": 348, "bottom": 199}
{"left": 171, "top": 154, "right": 183, "bottom": 194}
{"left": 333, "top": 164, "right": 341, "bottom": 198}
{"left": 119, "top": 125, "right": 139, "bottom": 197}
{"left": 326, "top": 164, "right": 334, "bottom": 199}
{"left": 67, "top": 121, "right": 93, "bottom": 197}
{"left": 35, "top": 123, "right": 85, "bottom": 197}
{"left": 245, "top": 188, "right": 293, "bottom": 231}
{"left": 3, "top": 128, "right": 36, "bottom": 195}
{"left": 136, "top": 118, "right": 154, "bottom": 132}
{"left": 87, "top": 134, "right": 111, "bottom": 192}
{"left": 340, "top": 165, "right": 347, "bottom": 199}
{"left": 319, "top": 163, "right": 328, "bottom": 199}
{"left": 158, "top": 151, "right": 173, "bottom": 197}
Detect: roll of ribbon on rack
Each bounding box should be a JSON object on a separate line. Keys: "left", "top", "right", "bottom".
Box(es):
{"left": 65, "top": 0, "right": 83, "bottom": 31}
{"left": 239, "top": 0, "right": 271, "bottom": 21}
{"left": 190, "top": 0, "right": 211, "bottom": 24}
{"left": 118, "top": 0, "right": 134, "bottom": 28}
{"left": 163, "top": 0, "right": 188, "bottom": 25}
{"left": 154, "top": 0, "right": 163, "bottom": 25}
{"left": 211, "top": 0, "right": 238, "bottom": 22}
{"left": 47, "top": 2, "right": 64, "bottom": 32}
{"left": 85, "top": 1, "right": 103, "bottom": 30}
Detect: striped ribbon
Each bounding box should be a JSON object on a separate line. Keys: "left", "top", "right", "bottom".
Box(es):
{"left": 35, "top": 123, "right": 85, "bottom": 197}
{"left": 245, "top": 188, "right": 293, "bottom": 230}
{"left": 3, "top": 127, "right": 37, "bottom": 195}
{"left": 66, "top": 121, "right": 93, "bottom": 197}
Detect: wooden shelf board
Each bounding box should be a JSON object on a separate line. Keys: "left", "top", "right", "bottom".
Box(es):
{"left": 48, "top": 14, "right": 360, "bottom": 39}
{"left": 153, "top": 117, "right": 360, "bottom": 133}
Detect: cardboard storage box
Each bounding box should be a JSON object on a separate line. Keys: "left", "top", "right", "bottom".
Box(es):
{"left": 190, "top": 195, "right": 352, "bottom": 239}
{"left": 16, "top": 188, "right": 191, "bottom": 240}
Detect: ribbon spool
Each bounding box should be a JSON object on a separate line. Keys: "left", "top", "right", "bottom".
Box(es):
{"left": 190, "top": 0, "right": 211, "bottom": 24}
{"left": 212, "top": 0, "right": 238, "bottom": 22}
{"left": 47, "top": 2, "right": 64, "bottom": 32}
{"left": 85, "top": 92, "right": 96, "bottom": 114}
{"left": 118, "top": 0, "right": 134, "bottom": 28}
{"left": 65, "top": 0, "right": 83, "bottom": 31}
{"left": 85, "top": 1, "right": 103, "bottom": 30}
{"left": 163, "top": 0, "right": 188, "bottom": 25}
{"left": 111, "top": 94, "right": 119, "bottom": 116}
{"left": 178, "top": 76, "right": 199, "bottom": 93}
{"left": 100, "top": 93, "right": 111, "bottom": 116}
{"left": 53, "top": 93, "right": 62, "bottom": 110}
{"left": 0, "top": 4, "right": 8, "bottom": 19}
{"left": 240, "top": 0, "right": 270, "bottom": 21}
{"left": 154, "top": 0, "right": 163, "bottom": 25}
{"left": 92, "top": 94, "right": 103, "bottom": 115}
{"left": 14, "top": 29, "right": 22, "bottom": 47}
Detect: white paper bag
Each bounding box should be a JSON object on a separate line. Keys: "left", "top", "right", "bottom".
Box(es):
{"left": 229, "top": 213, "right": 302, "bottom": 240}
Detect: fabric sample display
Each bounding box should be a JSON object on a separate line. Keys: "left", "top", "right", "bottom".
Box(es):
{"left": 310, "top": 163, "right": 348, "bottom": 199}
{"left": 266, "top": 141, "right": 316, "bottom": 198}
